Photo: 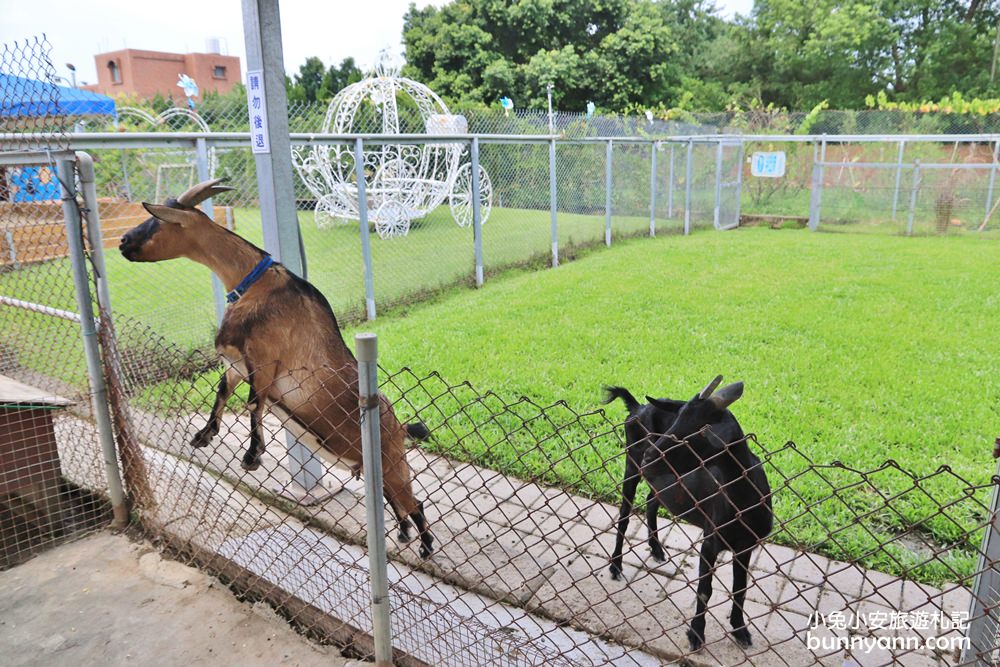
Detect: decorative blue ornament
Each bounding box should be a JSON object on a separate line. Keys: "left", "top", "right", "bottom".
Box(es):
{"left": 177, "top": 74, "right": 199, "bottom": 109}
{"left": 500, "top": 96, "right": 513, "bottom": 116}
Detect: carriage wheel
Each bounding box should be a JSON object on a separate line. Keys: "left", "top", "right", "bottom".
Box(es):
{"left": 373, "top": 200, "right": 412, "bottom": 239}
{"left": 449, "top": 163, "right": 493, "bottom": 228}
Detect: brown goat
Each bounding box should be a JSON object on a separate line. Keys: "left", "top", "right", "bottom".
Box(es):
{"left": 118, "top": 179, "right": 433, "bottom": 557}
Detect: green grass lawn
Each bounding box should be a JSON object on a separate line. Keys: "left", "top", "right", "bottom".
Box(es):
{"left": 0, "top": 205, "right": 656, "bottom": 357}
{"left": 338, "top": 226, "right": 1000, "bottom": 584}
{"left": 4, "top": 202, "right": 998, "bottom": 584}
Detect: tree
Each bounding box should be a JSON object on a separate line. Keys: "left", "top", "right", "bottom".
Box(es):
{"left": 402, "top": 0, "right": 709, "bottom": 112}
{"left": 740, "top": 0, "right": 1000, "bottom": 109}
{"left": 321, "top": 58, "right": 364, "bottom": 99}
{"left": 286, "top": 56, "right": 364, "bottom": 104}
{"left": 880, "top": 0, "right": 1000, "bottom": 101}
{"left": 287, "top": 56, "right": 327, "bottom": 104}
{"left": 401, "top": 0, "right": 1000, "bottom": 113}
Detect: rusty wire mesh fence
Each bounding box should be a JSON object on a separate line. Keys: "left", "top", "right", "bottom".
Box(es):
{"left": 66, "top": 298, "right": 1000, "bottom": 667}
{"left": 0, "top": 36, "right": 115, "bottom": 568}
{"left": 5, "top": 32, "right": 1000, "bottom": 666}
{"left": 4, "top": 163, "right": 1000, "bottom": 663}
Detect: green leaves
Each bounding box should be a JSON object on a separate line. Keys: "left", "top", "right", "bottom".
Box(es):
{"left": 401, "top": 0, "right": 690, "bottom": 112}
{"left": 399, "top": 0, "right": 1000, "bottom": 113}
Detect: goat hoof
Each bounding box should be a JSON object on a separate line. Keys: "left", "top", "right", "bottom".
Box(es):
{"left": 649, "top": 543, "right": 666, "bottom": 563}
{"left": 398, "top": 520, "right": 413, "bottom": 543}
{"left": 731, "top": 628, "right": 752, "bottom": 648}
{"left": 191, "top": 429, "right": 215, "bottom": 448}
{"left": 419, "top": 541, "right": 433, "bottom": 559}
{"left": 686, "top": 628, "right": 705, "bottom": 651}
{"left": 609, "top": 565, "right": 623, "bottom": 581}
{"left": 241, "top": 456, "right": 262, "bottom": 472}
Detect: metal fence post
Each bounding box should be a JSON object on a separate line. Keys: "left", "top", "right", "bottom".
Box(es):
{"left": 964, "top": 456, "right": 1000, "bottom": 666}
{"left": 196, "top": 137, "right": 226, "bottom": 324}
{"left": 668, "top": 144, "right": 675, "bottom": 219}
{"left": 713, "top": 140, "right": 724, "bottom": 230}
{"left": 906, "top": 159, "right": 921, "bottom": 236}
{"left": 4, "top": 229, "right": 17, "bottom": 268}
{"left": 471, "top": 137, "right": 484, "bottom": 286}
{"left": 684, "top": 139, "right": 693, "bottom": 235}
{"left": 649, "top": 141, "right": 657, "bottom": 237}
{"left": 355, "top": 138, "right": 377, "bottom": 319}
{"left": 605, "top": 139, "right": 613, "bottom": 246}
{"left": 985, "top": 141, "right": 1000, "bottom": 224}
{"left": 58, "top": 156, "right": 129, "bottom": 528}
{"left": 808, "top": 141, "right": 824, "bottom": 231}
{"left": 241, "top": 0, "right": 302, "bottom": 276}
{"left": 76, "top": 153, "right": 114, "bottom": 336}
{"left": 891, "top": 139, "right": 906, "bottom": 221}
{"left": 734, "top": 139, "right": 746, "bottom": 228}
{"left": 549, "top": 138, "right": 558, "bottom": 267}
{"left": 356, "top": 333, "right": 393, "bottom": 667}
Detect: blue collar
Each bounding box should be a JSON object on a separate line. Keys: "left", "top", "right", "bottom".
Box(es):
{"left": 226, "top": 255, "right": 274, "bottom": 304}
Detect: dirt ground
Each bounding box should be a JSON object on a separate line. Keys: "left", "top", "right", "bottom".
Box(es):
{"left": 0, "top": 530, "right": 360, "bottom": 667}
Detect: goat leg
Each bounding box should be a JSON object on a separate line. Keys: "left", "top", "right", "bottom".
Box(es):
{"left": 384, "top": 493, "right": 414, "bottom": 543}
{"left": 192, "top": 369, "right": 237, "bottom": 448}
{"left": 687, "top": 537, "right": 722, "bottom": 651}
{"left": 644, "top": 489, "right": 666, "bottom": 563}
{"left": 410, "top": 501, "right": 433, "bottom": 559}
{"left": 610, "top": 468, "right": 641, "bottom": 580}
{"left": 383, "top": 450, "right": 434, "bottom": 558}
{"left": 729, "top": 547, "right": 754, "bottom": 647}
{"left": 241, "top": 375, "right": 268, "bottom": 471}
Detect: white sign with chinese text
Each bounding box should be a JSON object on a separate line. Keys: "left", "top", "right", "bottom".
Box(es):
{"left": 751, "top": 151, "right": 786, "bottom": 178}
{"left": 246, "top": 70, "right": 270, "bottom": 154}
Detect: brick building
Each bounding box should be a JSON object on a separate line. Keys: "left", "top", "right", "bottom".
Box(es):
{"left": 82, "top": 46, "right": 241, "bottom": 101}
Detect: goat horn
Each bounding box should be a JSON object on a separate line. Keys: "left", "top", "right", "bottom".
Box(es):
{"left": 709, "top": 382, "right": 744, "bottom": 410}
{"left": 176, "top": 178, "right": 234, "bottom": 207}
{"left": 698, "top": 375, "right": 723, "bottom": 399}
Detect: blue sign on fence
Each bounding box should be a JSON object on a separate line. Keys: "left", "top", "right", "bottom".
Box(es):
{"left": 751, "top": 151, "right": 786, "bottom": 178}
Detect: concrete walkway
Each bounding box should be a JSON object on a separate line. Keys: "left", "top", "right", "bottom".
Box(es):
{"left": 0, "top": 531, "right": 351, "bottom": 667}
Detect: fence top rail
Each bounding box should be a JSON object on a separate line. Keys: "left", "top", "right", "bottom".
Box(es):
{"left": 669, "top": 133, "right": 1000, "bottom": 143}
{"left": 3, "top": 132, "right": 1000, "bottom": 152}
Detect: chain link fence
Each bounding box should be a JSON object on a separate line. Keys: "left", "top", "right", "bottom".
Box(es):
{"left": 30, "top": 296, "right": 1000, "bottom": 665}
{"left": 93, "top": 97, "right": 1000, "bottom": 139}
{"left": 0, "top": 36, "right": 118, "bottom": 568}
{"left": 5, "top": 33, "right": 1000, "bottom": 666}
{"left": 3, "top": 130, "right": 994, "bottom": 359}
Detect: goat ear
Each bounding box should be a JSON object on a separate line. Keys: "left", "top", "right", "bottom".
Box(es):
{"left": 142, "top": 202, "right": 199, "bottom": 226}
{"left": 698, "top": 375, "right": 723, "bottom": 399}
{"left": 709, "top": 382, "right": 744, "bottom": 410}
{"left": 646, "top": 396, "right": 684, "bottom": 412}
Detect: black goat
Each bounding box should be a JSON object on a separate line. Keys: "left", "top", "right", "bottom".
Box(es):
{"left": 603, "top": 386, "right": 684, "bottom": 581}
{"left": 639, "top": 375, "right": 773, "bottom": 650}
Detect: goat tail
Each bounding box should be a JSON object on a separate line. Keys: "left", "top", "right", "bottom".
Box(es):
{"left": 603, "top": 385, "right": 640, "bottom": 413}
{"left": 405, "top": 421, "right": 431, "bottom": 442}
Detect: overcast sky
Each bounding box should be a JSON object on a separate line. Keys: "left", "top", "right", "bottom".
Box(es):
{"left": 1, "top": 0, "right": 755, "bottom": 88}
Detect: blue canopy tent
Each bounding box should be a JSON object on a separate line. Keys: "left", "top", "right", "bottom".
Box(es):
{"left": 1, "top": 73, "right": 116, "bottom": 201}
{"left": 0, "top": 73, "right": 116, "bottom": 118}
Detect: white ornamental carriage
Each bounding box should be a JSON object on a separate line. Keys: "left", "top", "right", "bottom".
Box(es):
{"left": 292, "top": 64, "right": 492, "bottom": 239}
